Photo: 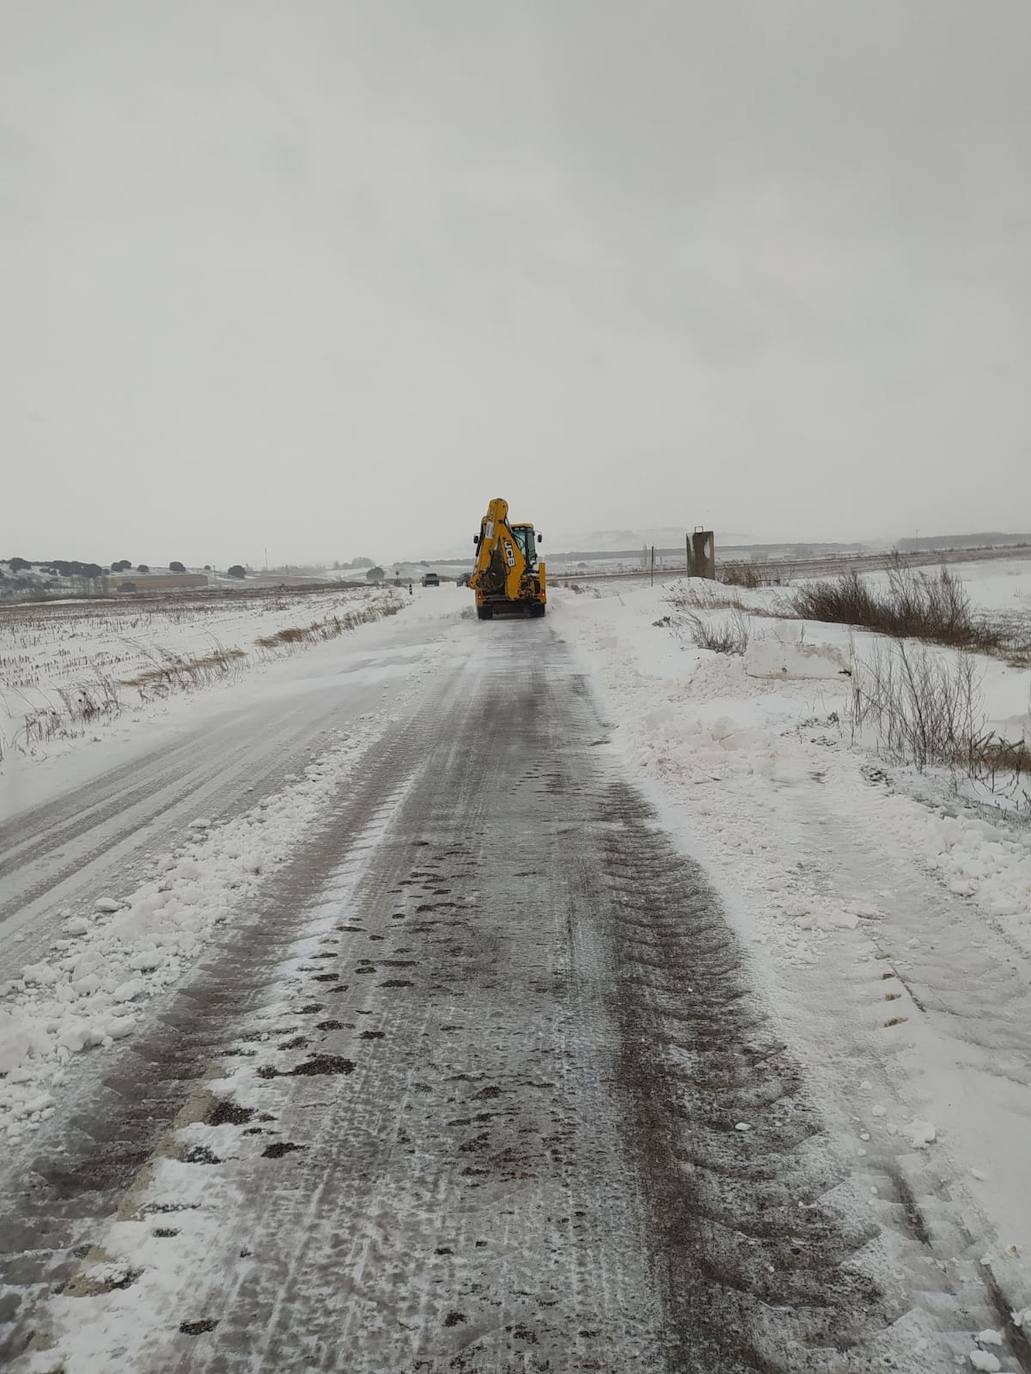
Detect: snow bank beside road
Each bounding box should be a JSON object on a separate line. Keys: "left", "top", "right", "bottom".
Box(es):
{"left": 554, "top": 576, "right": 1031, "bottom": 1338}
{"left": 744, "top": 619, "right": 850, "bottom": 680}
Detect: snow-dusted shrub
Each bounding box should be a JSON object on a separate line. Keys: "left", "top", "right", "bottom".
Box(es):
{"left": 681, "top": 609, "right": 750, "bottom": 656}
{"left": 717, "top": 561, "right": 783, "bottom": 588}
{"left": 668, "top": 582, "right": 746, "bottom": 613}
{"left": 17, "top": 673, "right": 123, "bottom": 747}
{"left": 851, "top": 642, "right": 1029, "bottom": 809}
{"left": 122, "top": 641, "right": 245, "bottom": 697}
{"left": 253, "top": 597, "right": 402, "bottom": 655}
{"left": 789, "top": 563, "right": 1005, "bottom": 654}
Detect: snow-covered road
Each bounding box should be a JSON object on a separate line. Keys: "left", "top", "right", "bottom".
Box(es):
{"left": 1, "top": 586, "right": 1028, "bottom": 1372}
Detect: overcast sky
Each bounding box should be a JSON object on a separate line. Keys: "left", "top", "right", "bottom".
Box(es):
{"left": 3, "top": 1, "right": 1029, "bottom": 565}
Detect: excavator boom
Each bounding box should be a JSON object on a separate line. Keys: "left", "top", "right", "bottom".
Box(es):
{"left": 469, "top": 497, "right": 547, "bottom": 619}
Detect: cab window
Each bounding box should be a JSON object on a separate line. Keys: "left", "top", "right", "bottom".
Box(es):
{"left": 512, "top": 528, "right": 536, "bottom": 563}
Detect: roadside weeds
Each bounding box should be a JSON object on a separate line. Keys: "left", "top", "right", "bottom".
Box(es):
{"left": 2, "top": 596, "right": 403, "bottom": 761}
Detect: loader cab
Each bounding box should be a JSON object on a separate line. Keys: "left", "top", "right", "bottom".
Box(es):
{"left": 511, "top": 524, "right": 539, "bottom": 568}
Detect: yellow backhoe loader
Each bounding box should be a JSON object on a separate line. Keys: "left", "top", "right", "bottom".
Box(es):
{"left": 469, "top": 498, "right": 547, "bottom": 619}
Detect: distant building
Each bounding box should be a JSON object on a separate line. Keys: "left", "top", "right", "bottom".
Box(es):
{"left": 105, "top": 572, "right": 209, "bottom": 592}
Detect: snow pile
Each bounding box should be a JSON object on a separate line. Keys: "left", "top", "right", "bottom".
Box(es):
{"left": 969, "top": 1352, "right": 1001, "bottom": 1373}
{"left": 0, "top": 584, "right": 403, "bottom": 768}
{"left": 745, "top": 622, "right": 850, "bottom": 681}
{"left": 897, "top": 805, "right": 1031, "bottom": 946}
{"left": 0, "top": 721, "right": 382, "bottom": 1140}
{"left": 899, "top": 1119, "right": 937, "bottom": 1149}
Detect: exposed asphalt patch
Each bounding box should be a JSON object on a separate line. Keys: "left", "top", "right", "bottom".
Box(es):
{"left": 182, "top": 1146, "right": 222, "bottom": 1166}
{"left": 287, "top": 1055, "right": 355, "bottom": 1077}
{"left": 261, "top": 1142, "right": 308, "bottom": 1159}
{"left": 207, "top": 1100, "right": 255, "bottom": 1126}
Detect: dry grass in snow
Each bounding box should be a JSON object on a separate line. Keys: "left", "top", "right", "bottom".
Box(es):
{"left": 0, "top": 587, "right": 402, "bottom": 761}
{"left": 850, "top": 640, "right": 1031, "bottom": 810}
{"left": 787, "top": 563, "right": 1023, "bottom": 659}
{"left": 679, "top": 608, "right": 751, "bottom": 656}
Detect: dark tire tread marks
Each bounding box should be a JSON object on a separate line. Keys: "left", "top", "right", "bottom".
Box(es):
{"left": 595, "top": 783, "right": 898, "bottom": 1373}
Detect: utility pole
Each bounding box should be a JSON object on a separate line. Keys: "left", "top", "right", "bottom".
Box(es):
{"left": 686, "top": 532, "right": 690, "bottom": 578}
{"left": 650, "top": 544, "right": 655, "bottom": 586}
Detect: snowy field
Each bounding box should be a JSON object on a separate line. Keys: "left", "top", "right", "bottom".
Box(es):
{"left": 0, "top": 584, "right": 404, "bottom": 768}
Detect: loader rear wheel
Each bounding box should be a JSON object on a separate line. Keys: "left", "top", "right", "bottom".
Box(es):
{"left": 530, "top": 604, "right": 546, "bottom": 618}
{"left": 476, "top": 605, "right": 493, "bottom": 620}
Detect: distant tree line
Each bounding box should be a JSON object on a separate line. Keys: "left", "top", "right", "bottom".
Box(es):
{"left": 4, "top": 557, "right": 106, "bottom": 579}
{"left": 2, "top": 558, "right": 241, "bottom": 580}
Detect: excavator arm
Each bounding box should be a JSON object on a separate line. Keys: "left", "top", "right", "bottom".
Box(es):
{"left": 470, "top": 498, "right": 526, "bottom": 600}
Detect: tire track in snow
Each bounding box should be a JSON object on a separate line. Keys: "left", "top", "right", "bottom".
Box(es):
{"left": 591, "top": 782, "right": 898, "bottom": 1371}
{"left": 0, "top": 706, "right": 434, "bottom": 1365}
{"left": 1, "top": 626, "right": 988, "bottom": 1372}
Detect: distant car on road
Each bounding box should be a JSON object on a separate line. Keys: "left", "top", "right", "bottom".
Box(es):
{"left": 456, "top": 574, "right": 469, "bottom": 586}
{"left": 421, "top": 572, "right": 440, "bottom": 587}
